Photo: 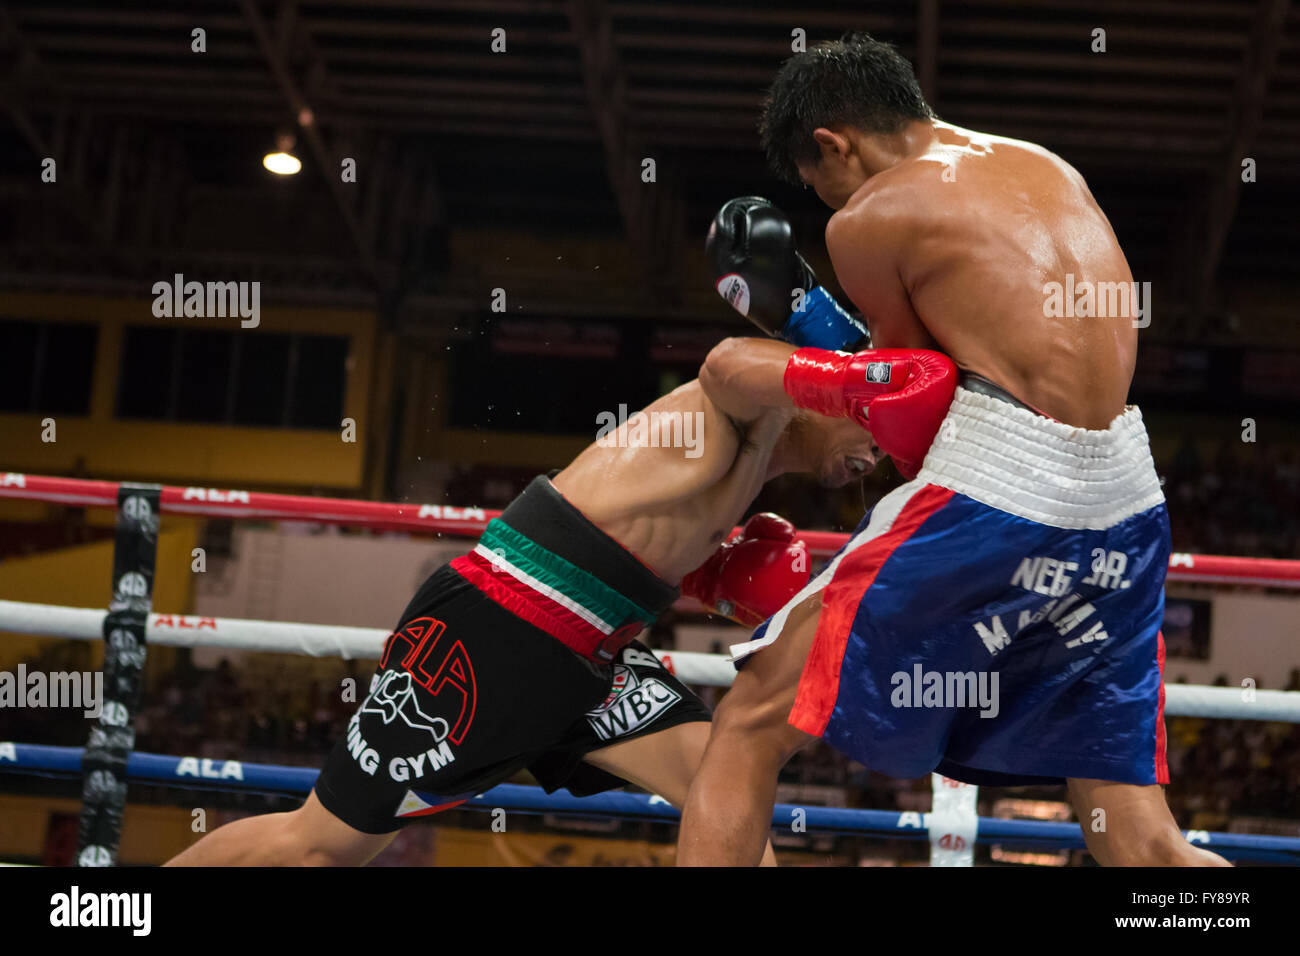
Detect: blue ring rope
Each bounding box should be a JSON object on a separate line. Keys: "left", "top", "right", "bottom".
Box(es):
{"left": 2, "top": 742, "right": 1296, "bottom": 863}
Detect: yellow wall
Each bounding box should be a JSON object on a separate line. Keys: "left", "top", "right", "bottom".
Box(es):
{"left": 429, "top": 825, "right": 834, "bottom": 866}
{"left": 0, "top": 292, "right": 376, "bottom": 490}
{"left": 0, "top": 522, "right": 199, "bottom": 670}
{"left": 0, "top": 795, "right": 198, "bottom": 865}
{"left": 433, "top": 826, "right": 676, "bottom": 866}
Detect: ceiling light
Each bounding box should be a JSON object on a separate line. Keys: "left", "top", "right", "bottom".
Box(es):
{"left": 263, "top": 131, "right": 301, "bottom": 176}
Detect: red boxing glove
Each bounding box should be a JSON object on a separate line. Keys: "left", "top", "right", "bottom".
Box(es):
{"left": 783, "top": 347, "right": 957, "bottom": 479}
{"left": 680, "top": 513, "right": 810, "bottom": 627}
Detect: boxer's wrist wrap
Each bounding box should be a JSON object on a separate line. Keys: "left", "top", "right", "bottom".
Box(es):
{"left": 782, "top": 286, "right": 869, "bottom": 351}
{"left": 784, "top": 348, "right": 850, "bottom": 418}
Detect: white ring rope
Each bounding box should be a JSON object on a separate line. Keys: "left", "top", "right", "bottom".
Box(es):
{"left": 2, "top": 598, "right": 1296, "bottom": 722}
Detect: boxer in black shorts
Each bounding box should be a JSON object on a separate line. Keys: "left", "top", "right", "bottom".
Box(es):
{"left": 313, "top": 477, "right": 708, "bottom": 832}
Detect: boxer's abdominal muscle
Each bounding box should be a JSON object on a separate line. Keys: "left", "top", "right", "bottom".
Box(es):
{"left": 552, "top": 380, "right": 789, "bottom": 583}
{"left": 833, "top": 125, "right": 1138, "bottom": 430}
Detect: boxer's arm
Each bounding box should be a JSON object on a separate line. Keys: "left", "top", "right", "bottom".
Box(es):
{"left": 825, "top": 195, "right": 935, "bottom": 350}
{"left": 698, "top": 337, "right": 798, "bottom": 423}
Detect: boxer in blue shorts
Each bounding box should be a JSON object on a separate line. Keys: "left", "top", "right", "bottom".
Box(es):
{"left": 736, "top": 383, "right": 1172, "bottom": 788}
{"left": 678, "top": 33, "right": 1230, "bottom": 866}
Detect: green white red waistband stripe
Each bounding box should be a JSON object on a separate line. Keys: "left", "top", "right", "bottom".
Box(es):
{"left": 469, "top": 543, "right": 616, "bottom": 634}
{"left": 448, "top": 517, "right": 654, "bottom": 659}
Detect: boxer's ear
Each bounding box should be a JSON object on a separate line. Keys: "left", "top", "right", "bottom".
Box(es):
{"left": 811, "top": 127, "right": 851, "bottom": 163}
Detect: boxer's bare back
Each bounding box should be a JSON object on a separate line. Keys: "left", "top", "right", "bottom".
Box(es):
{"left": 812, "top": 121, "right": 1137, "bottom": 429}
{"left": 553, "top": 379, "right": 878, "bottom": 582}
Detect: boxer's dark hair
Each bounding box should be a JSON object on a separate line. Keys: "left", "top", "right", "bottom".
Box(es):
{"left": 760, "top": 32, "right": 934, "bottom": 185}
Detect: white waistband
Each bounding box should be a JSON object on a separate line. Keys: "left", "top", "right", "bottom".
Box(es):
{"left": 915, "top": 386, "right": 1164, "bottom": 530}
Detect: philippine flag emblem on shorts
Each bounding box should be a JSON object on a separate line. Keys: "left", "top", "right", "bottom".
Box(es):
{"left": 395, "top": 789, "right": 472, "bottom": 819}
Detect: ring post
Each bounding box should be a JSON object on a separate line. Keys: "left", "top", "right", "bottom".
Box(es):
{"left": 75, "top": 483, "right": 161, "bottom": 867}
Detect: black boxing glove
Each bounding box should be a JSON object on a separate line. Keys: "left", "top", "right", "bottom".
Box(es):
{"left": 706, "top": 196, "right": 869, "bottom": 351}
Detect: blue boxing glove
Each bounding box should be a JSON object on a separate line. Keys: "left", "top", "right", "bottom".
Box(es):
{"left": 707, "top": 196, "right": 869, "bottom": 351}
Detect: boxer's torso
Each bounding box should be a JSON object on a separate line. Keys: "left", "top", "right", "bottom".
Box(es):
{"left": 552, "top": 380, "right": 790, "bottom": 582}
{"left": 826, "top": 121, "right": 1137, "bottom": 429}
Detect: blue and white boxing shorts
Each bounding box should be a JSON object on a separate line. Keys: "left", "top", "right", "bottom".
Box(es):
{"left": 733, "top": 385, "right": 1171, "bottom": 786}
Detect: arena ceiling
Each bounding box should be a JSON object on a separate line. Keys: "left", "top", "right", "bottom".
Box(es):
{"left": 1, "top": 0, "right": 1296, "bottom": 338}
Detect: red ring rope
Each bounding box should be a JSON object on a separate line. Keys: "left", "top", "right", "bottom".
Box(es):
{"left": 3, "top": 472, "right": 1297, "bottom": 588}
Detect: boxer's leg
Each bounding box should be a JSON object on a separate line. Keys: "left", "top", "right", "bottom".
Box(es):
{"left": 1066, "top": 778, "right": 1231, "bottom": 866}
{"left": 584, "top": 722, "right": 777, "bottom": 866}
{"left": 677, "top": 592, "right": 821, "bottom": 866}
{"left": 165, "top": 790, "right": 396, "bottom": 866}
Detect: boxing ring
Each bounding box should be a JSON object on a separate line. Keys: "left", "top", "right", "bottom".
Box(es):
{"left": 2, "top": 472, "right": 1300, "bottom": 866}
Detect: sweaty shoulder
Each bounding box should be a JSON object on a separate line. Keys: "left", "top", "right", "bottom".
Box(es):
{"left": 832, "top": 130, "right": 1087, "bottom": 238}
{"left": 822, "top": 168, "right": 922, "bottom": 308}
{"left": 826, "top": 165, "right": 926, "bottom": 252}
{"left": 986, "top": 133, "right": 1089, "bottom": 187}
{"left": 822, "top": 163, "right": 943, "bottom": 348}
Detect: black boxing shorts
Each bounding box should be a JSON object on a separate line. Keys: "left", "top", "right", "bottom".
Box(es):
{"left": 313, "top": 476, "right": 710, "bottom": 834}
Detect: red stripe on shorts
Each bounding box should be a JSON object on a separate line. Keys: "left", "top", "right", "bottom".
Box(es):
{"left": 449, "top": 553, "right": 608, "bottom": 656}
{"left": 1154, "top": 630, "right": 1170, "bottom": 784}
{"left": 789, "top": 484, "right": 956, "bottom": 737}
